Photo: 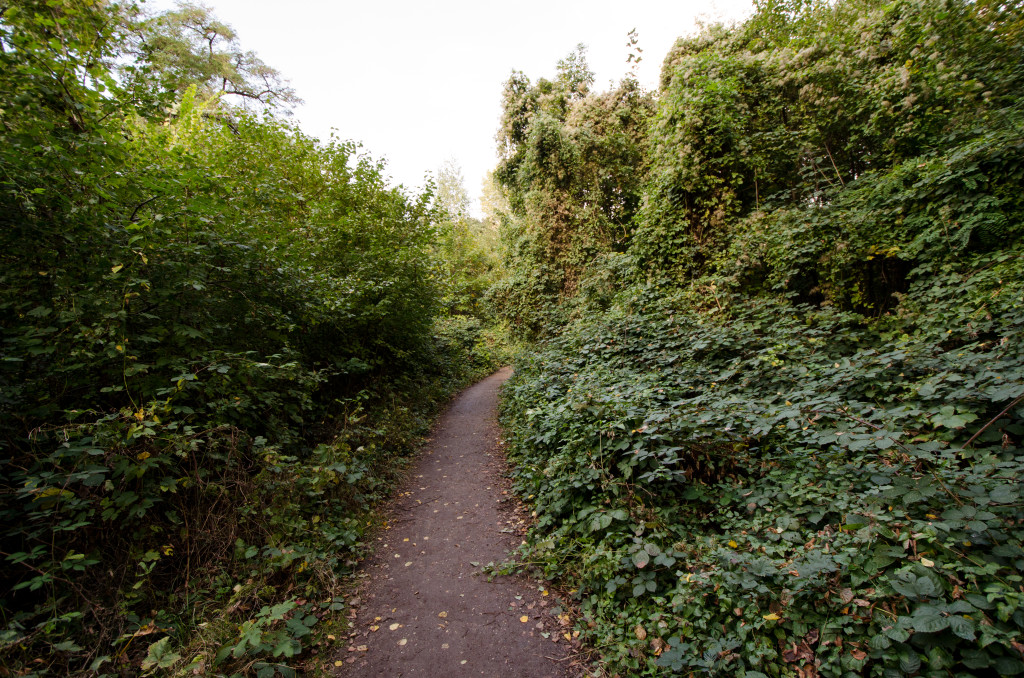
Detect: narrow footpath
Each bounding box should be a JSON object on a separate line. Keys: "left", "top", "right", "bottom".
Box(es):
{"left": 332, "top": 367, "right": 579, "bottom": 678}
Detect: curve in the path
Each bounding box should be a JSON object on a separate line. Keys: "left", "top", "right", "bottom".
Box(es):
{"left": 332, "top": 367, "right": 576, "bottom": 678}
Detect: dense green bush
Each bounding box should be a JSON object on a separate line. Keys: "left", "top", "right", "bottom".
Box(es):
{"left": 0, "top": 2, "right": 505, "bottom": 675}
{"left": 502, "top": 255, "right": 1024, "bottom": 675}
{"left": 495, "top": 0, "right": 1024, "bottom": 675}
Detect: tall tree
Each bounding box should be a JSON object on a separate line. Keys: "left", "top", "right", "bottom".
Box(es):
{"left": 435, "top": 158, "right": 472, "bottom": 223}
{"left": 122, "top": 1, "right": 300, "bottom": 112}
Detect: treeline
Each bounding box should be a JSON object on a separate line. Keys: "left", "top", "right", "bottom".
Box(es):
{"left": 494, "top": 0, "right": 1024, "bottom": 675}
{"left": 0, "top": 2, "right": 503, "bottom": 676}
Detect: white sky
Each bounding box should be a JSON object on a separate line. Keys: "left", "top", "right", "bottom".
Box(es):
{"left": 145, "top": 0, "right": 754, "bottom": 216}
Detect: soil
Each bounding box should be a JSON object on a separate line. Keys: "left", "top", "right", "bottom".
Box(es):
{"left": 331, "top": 367, "right": 582, "bottom": 678}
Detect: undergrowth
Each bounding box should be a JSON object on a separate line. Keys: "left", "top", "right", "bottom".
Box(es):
{"left": 1, "top": 336, "right": 505, "bottom": 677}
{"left": 500, "top": 251, "right": 1024, "bottom": 676}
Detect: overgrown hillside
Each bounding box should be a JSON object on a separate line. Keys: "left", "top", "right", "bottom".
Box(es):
{"left": 493, "top": 0, "right": 1024, "bottom": 675}
{"left": 0, "top": 2, "right": 507, "bottom": 675}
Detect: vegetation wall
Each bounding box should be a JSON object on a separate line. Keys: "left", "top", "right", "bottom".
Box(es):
{"left": 494, "top": 0, "right": 1024, "bottom": 675}
{"left": 0, "top": 2, "right": 507, "bottom": 675}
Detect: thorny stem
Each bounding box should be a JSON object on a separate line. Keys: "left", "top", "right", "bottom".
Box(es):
{"left": 960, "top": 394, "right": 1024, "bottom": 451}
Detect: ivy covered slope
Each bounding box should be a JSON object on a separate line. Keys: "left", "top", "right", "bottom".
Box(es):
{"left": 495, "top": 0, "right": 1024, "bottom": 675}
{"left": 0, "top": 2, "right": 505, "bottom": 676}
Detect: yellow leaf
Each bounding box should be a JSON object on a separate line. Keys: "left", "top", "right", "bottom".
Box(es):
{"left": 520, "top": 615, "right": 529, "bottom": 623}
{"left": 563, "top": 633, "right": 572, "bottom": 641}
{"left": 111, "top": 264, "right": 123, "bottom": 274}
{"left": 728, "top": 540, "right": 739, "bottom": 548}
{"left": 763, "top": 613, "right": 780, "bottom": 621}
{"left": 438, "top": 611, "right": 447, "bottom": 618}
{"left": 334, "top": 661, "right": 343, "bottom": 667}
{"left": 920, "top": 557, "right": 934, "bottom": 567}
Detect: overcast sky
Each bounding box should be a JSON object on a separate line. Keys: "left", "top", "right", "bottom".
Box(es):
{"left": 145, "top": 0, "right": 754, "bottom": 215}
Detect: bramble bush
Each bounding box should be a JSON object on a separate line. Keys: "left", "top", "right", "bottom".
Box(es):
{"left": 495, "top": 0, "right": 1024, "bottom": 675}
{"left": 502, "top": 259, "right": 1024, "bottom": 675}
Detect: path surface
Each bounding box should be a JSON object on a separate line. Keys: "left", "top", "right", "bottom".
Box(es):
{"left": 332, "top": 368, "right": 578, "bottom": 678}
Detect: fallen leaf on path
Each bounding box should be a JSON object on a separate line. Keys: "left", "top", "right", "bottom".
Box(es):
{"left": 520, "top": 615, "right": 529, "bottom": 623}
{"left": 438, "top": 611, "right": 447, "bottom": 618}
{"left": 389, "top": 623, "right": 400, "bottom": 631}
{"left": 369, "top": 626, "right": 379, "bottom": 632}
{"left": 397, "top": 638, "right": 407, "bottom": 646}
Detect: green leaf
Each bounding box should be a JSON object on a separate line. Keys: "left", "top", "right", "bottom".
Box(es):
{"left": 589, "top": 512, "right": 613, "bottom": 532}
{"left": 910, "top": 607, "right": 949, "bottom": 633}
{"left": 947, "top": 615, "right": 975, "bottom": 640}
{"left": 899, "top": 648, "right": 922, "bottom": 674}
{"left": 141, "top": 637, "right": 181, "bottom": 670}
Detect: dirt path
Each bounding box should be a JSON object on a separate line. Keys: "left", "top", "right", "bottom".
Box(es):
{"left": 332, "top": 367, "right": 578, "bottom": 678}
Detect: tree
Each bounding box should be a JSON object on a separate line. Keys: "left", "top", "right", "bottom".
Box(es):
{"left": 435, "top": 158, "right": 471, "bottom": 223}
{"left": 432, "top": 160, "right": 500, "bottom": 318}
{"left": 122, "top": 1, "right": 300, "bottom": 112}
{"left": 493, "top": 46, "right": 653, "bottom": 334}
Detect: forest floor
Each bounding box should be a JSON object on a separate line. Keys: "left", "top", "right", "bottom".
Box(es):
{"left": 331, "top": 368, "right": 583, "bottom": 678}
